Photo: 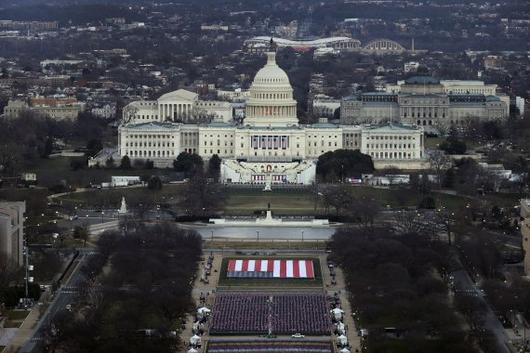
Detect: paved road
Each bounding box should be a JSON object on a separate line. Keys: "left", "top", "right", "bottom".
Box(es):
{"left": 20, "top": 250, "right": 94, "bottom": 353}
{"left": 451, "top": 268, "right": 512, "bottom": 353}
{"left": 56, "top": 208, "right": 174, "bottom": 229}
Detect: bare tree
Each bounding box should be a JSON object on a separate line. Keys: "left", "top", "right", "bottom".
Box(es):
{"left": 0, "top": 142, "right": 22, "bottom": 176}
{"left": 349, "top": 196, "right": 381, "bottom": 230}
{"left": 321, "top": 185, "right": 352, "bottom": 217}
{"left": 121, "top": 104, "right": 138, "bottom": 124}
{"left": 392, "top": 210, "right": 426, "bottom": 235}
{"left": 311, "top": 181, "right": 320, "bottom": 212}
{"left": 428, "top": 150, "right": 451, "bottom": 187}
{"left": 182, "top": 170, "right": 225, "bottom": 216}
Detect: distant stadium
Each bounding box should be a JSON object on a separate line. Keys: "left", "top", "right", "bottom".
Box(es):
{"left": 244, "top": 36, "right": 406, "bottom": 53}
{"left": 244, "top": 36, "right": 361, "bottom": 52}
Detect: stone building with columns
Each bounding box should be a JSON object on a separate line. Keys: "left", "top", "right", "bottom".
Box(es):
{"left": 341, "top": 76, "right": 509, "bottom": 128}
{"left": 122, "top": 89, "right": 232, "bottom": 124}
{"left": 118, "top": 49, "right": 426, "bottom": 184}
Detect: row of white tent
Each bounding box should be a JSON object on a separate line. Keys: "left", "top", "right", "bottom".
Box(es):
{"left": 187, "top": 306, "right": 212, "bottom": 351}
{"left": 197, "top": 306, "right": 211, "bottom": 318}
{"left": 189, "top": 334, "right": 202, "bottom": 346}
{"left": 331, "top": 307, "right": 345, "bottom": 321}
{"left": 331, "top": 307, "right": 350, "bottom": 350}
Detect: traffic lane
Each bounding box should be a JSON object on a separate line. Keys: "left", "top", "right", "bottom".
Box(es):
{"left": 451, "top": 269, "right": 511, "bottom": 353}
{"left": 22, "top": 254, "right": 89, "bottom": 353}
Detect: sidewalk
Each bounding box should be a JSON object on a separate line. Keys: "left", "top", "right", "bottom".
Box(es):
{"left": 320, "top": 254, "right": 362, "bottom": 352}
{"left": 5, "top": 252, "right": 84, "bottom": 353}
{"left": 3, "top": 301, "right": 44, "bottom": 353}
{"left": 178, "top": 254, "right": 222, "bottom": 352}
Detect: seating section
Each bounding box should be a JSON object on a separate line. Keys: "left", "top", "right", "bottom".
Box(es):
{"left": 210, "top": 293, "right": 269, "bottom": 334}
{"left": 207, "top": 339, "right": 333, "bottom": 353}
{"left": 210, "top": 293, "right": 330, "bottom": 335}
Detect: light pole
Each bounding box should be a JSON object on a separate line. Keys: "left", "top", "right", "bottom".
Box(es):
{"left": 211, "top": 230, "right": 214, "bottom": 241}
{"left": 301, "top": 230, "right": 304, "bottom": 242}
{"left": 23, "top": 240, "right": 34, "bottom": 308}
{"left": 256, "top": 231, "right": 260, "bottom": 242}
{"left": 24, "top": 242, "right": 29, "bottom": 301}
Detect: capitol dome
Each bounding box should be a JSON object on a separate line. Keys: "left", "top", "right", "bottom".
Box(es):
{"left": 245, "top": 51, "right": 298, "bottom": 127}
{"left": 252, "top": 52, "right": 291, "bottom": 88}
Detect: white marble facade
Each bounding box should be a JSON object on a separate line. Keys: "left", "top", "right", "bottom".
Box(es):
{"left": 118, "top": 50, "right": 426, "bottom": 184}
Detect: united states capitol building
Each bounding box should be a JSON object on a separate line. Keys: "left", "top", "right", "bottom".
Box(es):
{"left": 117, "top": 49, "right": 426, "bottom": 185}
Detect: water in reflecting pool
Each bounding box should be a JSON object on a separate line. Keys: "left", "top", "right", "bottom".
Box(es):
{"left": 192, "top": 226, "right": 335, "bottom": 240}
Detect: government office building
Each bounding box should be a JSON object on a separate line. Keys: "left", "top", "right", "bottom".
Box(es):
{"left": 341, "top": 77, "right": 509, "bottom": 128}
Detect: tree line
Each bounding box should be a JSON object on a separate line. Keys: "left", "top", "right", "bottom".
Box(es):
{"left": 41, "top": 224, "right": 202, "bottom": 353}
{"left": 329, "top": 227, "right": 489, "bottom": 353}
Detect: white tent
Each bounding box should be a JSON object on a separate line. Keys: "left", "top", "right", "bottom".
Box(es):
{"left": 193, "top": 321, "right": 203, "bottom": 331}
{"left": 331, "top": 308, "right": 344, "bottom": 320}
{"left": 340, "top": 348, "right": 351, "bottom": 353}
{"left": 189, "top": 334, "right": 201, "bottom": 345}
{"left": 336, "top": 322, "right": 346, "bottom": 331}
{"left": 197, "top": 307, "right": 211, "bottom": 318}
{"left": 187, "top": 349, "right": 199, "bottom": 353}
{"left": 336, "top": 334, "right": 348, "bottom": 346}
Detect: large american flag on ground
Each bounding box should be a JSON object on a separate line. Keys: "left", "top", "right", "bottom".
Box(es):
{"left": 227, "top": 259, "right": 315, "bottom": 279}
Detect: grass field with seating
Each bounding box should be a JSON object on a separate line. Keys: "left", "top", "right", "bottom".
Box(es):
{"left": 209, "top": 292, "right": 331, "bottom": 335}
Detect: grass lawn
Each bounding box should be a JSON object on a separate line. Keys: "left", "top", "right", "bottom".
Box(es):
{"left": 424, "top": 137, "right": 444, "bottom": 149}
{"left": 23, "top": 156, "right": 180, "bottom": 188}
{"left": 54, "top": 184, "right": 522, "bottom": 216}
{"left": 425, "top": 136, "right": 482, "bottom": 151}
{"left": 58, "top": 184, "right": 186, "bottom": 208}
{"left": 348, "top": 186, "right": 467, "bottom": 209}
{"left": 217, "top": 256, "right": 323, "bottom": 288}
{"left": 224, "top": 189, "right": 319, "bottom": 215}
{"left": 223, "top": 187, "right": 474, "bottom": 216}
{"left": 3, "top": 310, "right": 30, "bottom": 328}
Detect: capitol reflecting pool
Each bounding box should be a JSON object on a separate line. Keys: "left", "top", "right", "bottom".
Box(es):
{"left": 194, "top": 226, "right": 335, "bottom": 241}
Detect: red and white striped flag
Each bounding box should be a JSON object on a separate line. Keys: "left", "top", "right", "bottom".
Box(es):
{"left": 227, "top": 259, "right": 315, "bottom": 279}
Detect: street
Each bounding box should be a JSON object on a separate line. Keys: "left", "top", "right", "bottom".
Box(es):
{"left": 452, "top": 268, "right": 512, "bottom": 353}
{"left": 20, "top": 249, "right": 94, "bottom": 353}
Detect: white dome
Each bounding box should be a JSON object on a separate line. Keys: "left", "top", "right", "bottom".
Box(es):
{"left": 245, "top": 51, "right": 298, "bottom": 127}
{"left": 252, "top": 52, "right": 291, "bottom": 87}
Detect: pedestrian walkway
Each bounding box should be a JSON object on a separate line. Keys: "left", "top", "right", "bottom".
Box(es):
{"left": 3, "top": 304, "right": 43, "bottom": 353}
{"left": 178, "top": 253, "right": 222, "bottom": 352}
{"left": 320, "top": 254, "right": 362, "bottom": 352}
